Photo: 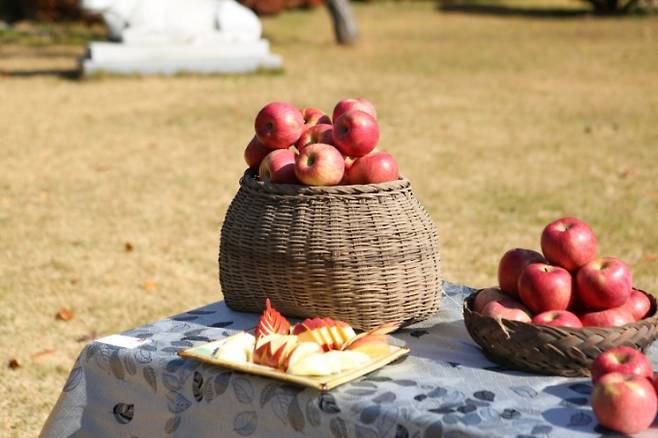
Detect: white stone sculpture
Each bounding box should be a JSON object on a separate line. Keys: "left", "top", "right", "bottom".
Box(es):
{"left": 79, "top": 0, "right": 282, "bottom": 75}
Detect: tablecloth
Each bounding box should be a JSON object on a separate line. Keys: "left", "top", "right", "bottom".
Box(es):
{"left": 41, "top": 282, "right": 657, "bottom": 437}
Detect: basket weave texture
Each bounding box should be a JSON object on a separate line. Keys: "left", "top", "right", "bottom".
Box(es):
{"left": 219, "top": 170, "right": 442, "bottom": 330}
{"left": 463, "top": 289, "right": 658, "bottom": 377}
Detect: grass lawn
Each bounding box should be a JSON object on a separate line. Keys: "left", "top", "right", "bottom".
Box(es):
{"left": 1, "top": 1, "right": 657, "bottom": 435}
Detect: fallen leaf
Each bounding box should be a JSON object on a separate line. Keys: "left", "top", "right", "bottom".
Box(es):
{"left": 124, "top": 242, "right": 134, "bottom": 252}
{"left": 142, "top": 281, "right": 157, "bottom": 291}
{"left": 56, "top": 308, "right": 75, "bottom": 321}
{"left": 645, "top": 254, "right": 657, "bottom": 262}
{"left": 76, "top": 330, "right": 99, "bottom": 343}
{"left": 39, "top": 191, "right": 49, "bottom": 201}
{"left": 70, "top": 277, "right": 80, "bottom": 285}
{"left": 619, "top": 168, "right": 634, "bottom": 178}
{"left": 8, "top": 358, "right": 21, "bottom": 369}
{"left": 32, "top": 349, "right": 56, "bottom": 361}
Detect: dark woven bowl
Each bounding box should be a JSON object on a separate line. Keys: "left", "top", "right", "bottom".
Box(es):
{"left": 463, "top": 289, "right": 658, "bottom": 376}
{"left": 219, "top": 170, "right": 442, "bottom": 330}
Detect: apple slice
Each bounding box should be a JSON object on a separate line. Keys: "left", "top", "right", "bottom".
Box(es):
{"left": 341, "top": 321, "right": 399, "bottom": 351}
{"left": 253, "top": 334, "right": 298, "bottom": 369}
{"left": 213, "top": 332, "right": 256, "bottom": 364}
{"left": 286, "top": 351, "right": 343, "bottom": 376}
{"left": 327, "top": 319, "right": 357, "bottom": 349}
{"left": 344, "top": 334, "right": 391, "bottom": 358}
{"left": 293, "top": 318, "right": 335, "bottom": 351}
{"left": 255, "top": 298, "right": 291, "bottom": 339}
{"left": 283, "top": 342, "right": 322, "bottom": 371}
{"left": 323, "top": 350, "right": 370, "bottom": 372}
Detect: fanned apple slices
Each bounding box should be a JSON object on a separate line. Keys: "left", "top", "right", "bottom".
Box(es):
{"left": 241, "top": 299, "right": 398, "bottom": 376}
{"left": 292, "top": 318, "right": 357, "bottom": 351}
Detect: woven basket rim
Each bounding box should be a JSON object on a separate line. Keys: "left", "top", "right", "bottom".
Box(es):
{"left": 463, "top": 288, "right": 658, "bottom": 335}
{"left": 240, "top": 169, "right": 411, "bottom": 195}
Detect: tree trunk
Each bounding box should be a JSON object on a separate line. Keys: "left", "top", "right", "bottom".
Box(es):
{"left": 326, "top": 0, "right": 358, "bottom": 45}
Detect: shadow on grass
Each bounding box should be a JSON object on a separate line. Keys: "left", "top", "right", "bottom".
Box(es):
{"left": 0, "top": 68, "right": 81, "bottom": 79}
{"left": 436, "top": 1, "right": 593, "bottom": 19}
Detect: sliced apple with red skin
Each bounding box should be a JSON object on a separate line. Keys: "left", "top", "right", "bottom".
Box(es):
{"left": 253, "top": 334, "right": 298, "bottom": 369}
{"left": 292, "top": 317, "right": 355, "bottom": 351}
{"left": 283, "top": 342, "right": 322, "bottom": 371}
{"left": 327, "top": 319, "right": 357, "bottom": 349}
{"left": 255, "top": 298, "right": 291, "bottom": 339}
{"left": 344, "top": 334, "right": 391, "bottom": 358}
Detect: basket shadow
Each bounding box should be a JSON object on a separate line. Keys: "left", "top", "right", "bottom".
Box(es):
{"left": 0, "top": 68, "right": 81, "bottom": 79}
{"left": 436, "top": 1, "right": 592, "bottom": 19}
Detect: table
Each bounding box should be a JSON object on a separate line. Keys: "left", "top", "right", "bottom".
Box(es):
{"left": 41, "top": 282, "right": 657, "bottom": 437}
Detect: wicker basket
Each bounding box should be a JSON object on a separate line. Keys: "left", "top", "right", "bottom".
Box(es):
{"left": 463, "top": 289, "right": 658, "bottom": 377}
{"left": 219, "top": 170, "right": 442, "bottom": 330}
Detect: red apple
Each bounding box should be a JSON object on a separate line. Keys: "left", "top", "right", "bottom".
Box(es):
{"left": 255, "top": 102, "right": 305, "bottom": 149}
{"left": 339, "top": 156, "right": 354, "bottom": 185}
{"left": 591, "top": 346, "right": 653, "bottom": 383}
{"left": 481, "top": 298, "right": 532, "bottom": 323}
{"left": 591, "top": 372, "right": 657, "bottom": 435}
{"left": 497, "top": 248, "right": 546, "bottom": 297}
{"left": 258, "top": 149, "right": 298, "bottom": 184}
{"left": 244, "top": 136, "right": 271, "bottom": 169}
{"left": 540, "top": 217, "right": 597, "bottom": 271}
{"left": 333, "top": 110, "right": 380, "bottom": 157}
{"left": 517, "top": 263, "right": 573, "bottom": 314}
{"left": 532, "top": 310, "right": 583, "bottom": 328}
{"left": 580, "top": 306, "right": 635, "bottom": 327}
{"left": 332, "top": 98, "right": 377, "bottom": 122}
{"left": 347, "top": 151, "right": 399, "bottom": 184}
{"left": 473, "top": 287, "right": 509, "bottom": 313}
{"left": 576, "top": 257, "right": 632, "bottom": 310}
{"left": 622, "top": 289, "right": 651, "bottom": 321}
{"left": 296, "top": 124, "right": 333, "bottom": 152}
{"left": 294, "top": 143, "right": 344, "bottom": 186}
{"left": 301, "top": 107, "right": 331, "bottom": 127}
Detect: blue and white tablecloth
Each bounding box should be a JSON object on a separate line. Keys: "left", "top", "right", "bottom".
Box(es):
{"left": 41, "top": 282, "right": 657, "bottom": 437}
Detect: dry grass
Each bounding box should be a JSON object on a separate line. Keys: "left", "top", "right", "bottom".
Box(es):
{"left": 1, "top": 2, "right": 657, "bottom": 435}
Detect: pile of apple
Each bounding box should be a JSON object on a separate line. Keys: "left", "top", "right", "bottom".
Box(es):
{"left": 589, "top": 346, "right": 658, "bottom": 434}
{"left": 212, "top": 299, "right": 397, "bottom": 376}
{"left": 474, "top": 216, "right": 650, "bottom": 328}
{"left": 243, "top": 98, "right": 401, "bottom": 186}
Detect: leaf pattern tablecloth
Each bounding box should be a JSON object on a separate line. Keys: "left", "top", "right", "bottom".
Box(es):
{"left": 41, "top": 282, "right": 658, "bottom": 438}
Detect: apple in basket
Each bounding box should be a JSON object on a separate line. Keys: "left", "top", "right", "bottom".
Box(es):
{"left": 473, "top": 287, "right": 508, "bottom": 313}
{"left": 348, "top": 151, "right": 400, "bottom": 185}
{"left": 296, "top": 124, "right": 334, "bottom": 152}
{"left": 591, "top": 372, "right": 657, "bottom": 435}
{"left": 332, "top": 97, "right": 377, "bottom": 122}
{"left": 576, "top": 257, "right": 632, "bottom": 310}
{"left": 333, "top": 110, "right": 380, "bottom": 157}
{"left": 580, "top": 306, "right": 635, "bottom": 328}
{"left": 481, "top": 298, "right": 532, "bottom": 323}
{"left": 497, "top": 248, "right": 546, "bottom": 297}
{"left": 532, "top": 310, "right": 583, "bottom": 328}
{"left": 590, "top": 346, "right": 653, "bottom": 383}
{"left": 540, "top": 217, "right": 598, "bottom": 272}
{"left": 259, "top": 149, "right": 298, "bottom": 184}
{"left": 295, "top": 143, "right": 345, "bottom": 186}
{"left": 301, "top": 107, "right": 332, "bottom": 127}
{"left": 518, "top": 263, "right": 572, "bottom": 314}
{"left": 622, "top": 289, "right": 651, "bottom": 321}
{"left": 244, "top": 136, "right": 271, "bottom": 169}
{"left": 255, "top": 102, "right": 305, "bottom": 149}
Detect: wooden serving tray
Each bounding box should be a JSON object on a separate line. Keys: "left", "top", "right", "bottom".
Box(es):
{"left": 179, "top": 338, "right": 409, "bottom": 391}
